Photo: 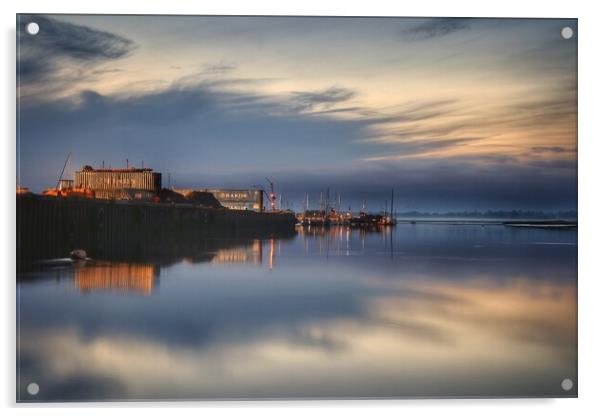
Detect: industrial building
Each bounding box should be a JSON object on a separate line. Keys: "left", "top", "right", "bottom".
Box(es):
{"left": 58, "top": 179, "right": 74, "bottom": 190}
{"left": 55, "top": 163, "right": 262, "bottom": 210}
{"left": 75, "top": 165, "right": 162, "bottom": 201}
{"left": 174, "top": 188, "right": 263, "bottom": 212}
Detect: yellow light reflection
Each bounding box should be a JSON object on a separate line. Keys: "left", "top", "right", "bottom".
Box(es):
{"left": 74, "top": 263, "right": 158, "bottom": 296}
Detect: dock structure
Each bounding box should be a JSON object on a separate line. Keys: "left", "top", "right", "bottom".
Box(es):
{"left": 17, "top": 194, "right": 296, "bottom": 262}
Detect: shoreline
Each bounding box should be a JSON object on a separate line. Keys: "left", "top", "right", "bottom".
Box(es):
{"left": 17, "top": 194, "right": 296, "bottom": 263}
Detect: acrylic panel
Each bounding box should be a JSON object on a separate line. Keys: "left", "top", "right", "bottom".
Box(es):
{"left": 16, "top": 14, "right": 578, "bottom": 401}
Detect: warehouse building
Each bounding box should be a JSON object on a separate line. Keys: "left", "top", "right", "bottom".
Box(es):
{"left": 173, "top": 188, "right": 263, "bottom": 212}
{"left": 75, "top": 165, "right": 162, "bottom": 200}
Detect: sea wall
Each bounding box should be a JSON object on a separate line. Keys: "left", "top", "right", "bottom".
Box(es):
{"left": 17, "top": 195, "right": 296, "bottom": 262}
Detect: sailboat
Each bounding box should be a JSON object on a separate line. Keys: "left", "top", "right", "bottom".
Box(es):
{"left": 378, "top": 189, "right": 397, "bottom": 225}
{"left": 389, "top": 188, "right": 397, "bottom": 225}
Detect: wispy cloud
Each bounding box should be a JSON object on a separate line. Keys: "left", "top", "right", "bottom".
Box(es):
{"left": 401, "top": 18, "right": 473, "bottom": 40}
{"left": 357, "top": 87, "right": 576, "bottom": 162}
{"left": 201, "top": 62, "right": 237, "bottom": 75}
{"left": 18, "top": 15, "right": 135, "bottom": 100}
{"left": 16, "top": 15, "right": 577, "bottom": 211}
{"left": 91, "top": 68, "right": 124, "bottom": 75}
{"left": 291, "top": 87, "right": 356, "bottom": 111}
{"left": 364, "top": 137, "right": 483, "bottom": 161}
{"left": 531, "top": 146, "right": 572, "bottom": 154}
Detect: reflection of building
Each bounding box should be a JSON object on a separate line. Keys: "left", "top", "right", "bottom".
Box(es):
{"left": 211, "top": 240, "right": 263, "bottom": 264}
{"left": 268, "top": 238, "right": 275, "bottom": 271}
{"left": 74, "top": 263, "right": 159, "bottom": 296}
{"left": 75, "top": 165, "right": 162, "bottom": 201}
{"left": 173, "top": 188, "right": 263, "bottom": 211}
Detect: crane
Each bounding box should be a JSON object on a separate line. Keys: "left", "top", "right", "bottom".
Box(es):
{"left": 56, "top": 152, "right": 72, "bottom": 189}
{"left": 265, "top": 177, "right": 276, "bottom": 211}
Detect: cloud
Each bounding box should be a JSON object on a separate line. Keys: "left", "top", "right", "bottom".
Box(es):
{"left": 18, "top": 15, "right": 135, "bottom": 63}
{"left": 364, "top": 137, "right": 483, "bottom": 161}
{"left": 274, "top": 155, "right": 577, "bottom": 211}
{"left": 201, "top": 62, "right": 237, "bottom": 75}
{"left": 356, "top": 86, "right": 576, "bottom": 165}
{"left": 17, "top": 80, "right": 376, "bottom": 193}
{"left": 16, "top": 17, "right": 576, "bottom": 213}
{"left": 17, "top": 15, "right": 135, "bottom": 97}
{"left": 292, "top": 86, "right": 356, "bottom": 111}
{"left": 401, "top": 18, "right": 473, "bottom": 40}
{"left": 531, "top": 146, "right": 571, "bottom": 154}
{"left": 91, "top": 68, "right": 123, "bottom": 75}
{"left": 17, "top": 77, "right": 577, "bottom": 211}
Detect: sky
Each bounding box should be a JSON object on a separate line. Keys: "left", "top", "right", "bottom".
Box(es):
{"left": 16, "top": 14, "right": 577, "bottom": 212}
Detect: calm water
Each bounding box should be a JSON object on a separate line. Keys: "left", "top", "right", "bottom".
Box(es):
{"left": 17, "top": 223, "right": 577, "bottom": 401}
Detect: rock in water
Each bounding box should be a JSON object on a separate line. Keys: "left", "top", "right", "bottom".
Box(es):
{"left": 69, "top": 249, "right": 87, "bottom": 260}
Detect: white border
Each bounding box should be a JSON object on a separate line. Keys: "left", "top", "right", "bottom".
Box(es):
{"left": 2, "top": 0, "right": 601, "bottom": 414}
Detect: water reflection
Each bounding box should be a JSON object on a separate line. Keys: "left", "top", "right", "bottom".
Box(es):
{"left": 73, "top": 263, "right": 160, "bottom": 296}
{"left": 19, "top": 236, "right": 284, "bottom": 293}
{"left": 17, "top": 224, "right": 577, "bottom": 400}
{"left": 211, "top": 240, "right": 263, "bottom": 265}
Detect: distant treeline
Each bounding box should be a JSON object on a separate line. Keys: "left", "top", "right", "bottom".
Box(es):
{"left": 396, "top": 210, "right": 577, "bottom": 219}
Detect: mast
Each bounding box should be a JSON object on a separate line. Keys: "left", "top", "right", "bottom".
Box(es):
{"left": 56, "top": 152, "right": 71, "bottom": 189}
{"left": 390, "top": 188, "right": 394, "bottom": 219}
{"left": 265, "top": 177, "right": 276, "bottom": 211}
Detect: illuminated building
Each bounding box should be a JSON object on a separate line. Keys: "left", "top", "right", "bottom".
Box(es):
{"left": 174, "top": 188, "right": 263, "bottom": 211}
{"left": 75, "top": 165, "right": 162, "bottom": 201}
{"left": 58, "top": 179, "right": 74, "bottom": 190}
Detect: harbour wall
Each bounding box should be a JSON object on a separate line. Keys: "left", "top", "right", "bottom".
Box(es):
{"left": 17, "top": 195, "right": 296, "bottom": 262}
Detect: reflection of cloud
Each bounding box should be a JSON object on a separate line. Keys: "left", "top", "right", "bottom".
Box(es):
{"left": 366, "top": 316, "right": 455, "bottom": 345}
{"left": 364, "top": 276, "right": 577, "bottom": 352}
{"left": 18, "top": 274, "right": 576, "bottom": 400}
{"left": 17, "top": 261, "right": 376, "bottom": 348}
{"left": 289, "top": 326, "right": 347, "bottom": 353}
